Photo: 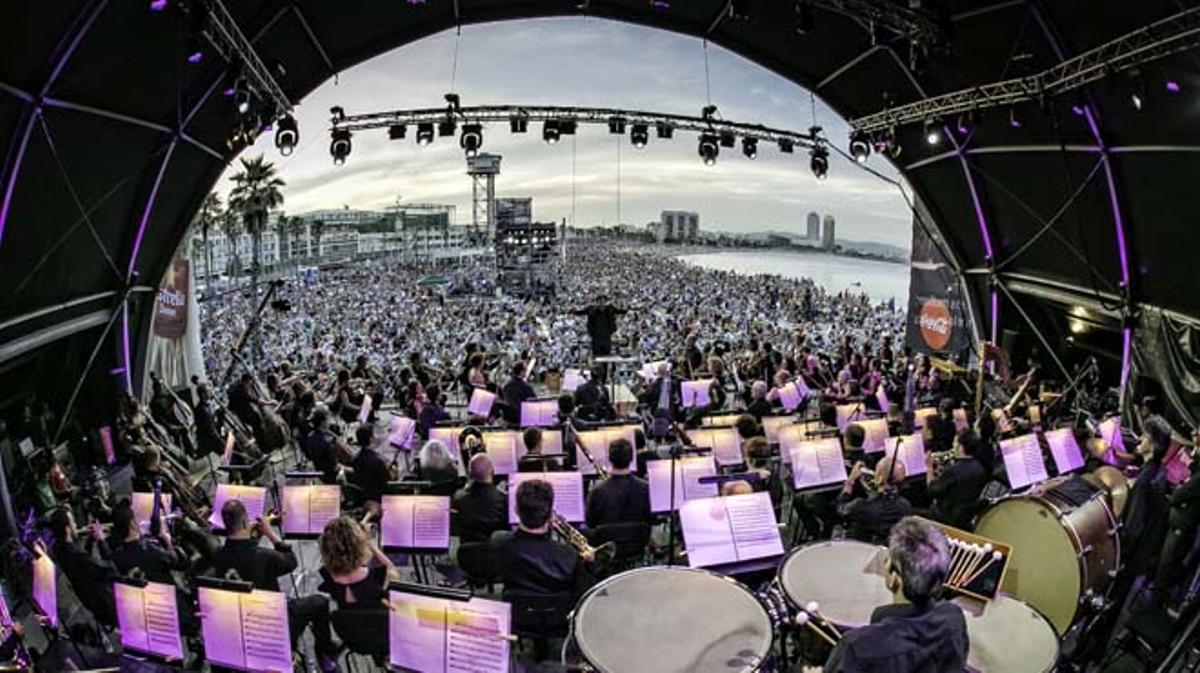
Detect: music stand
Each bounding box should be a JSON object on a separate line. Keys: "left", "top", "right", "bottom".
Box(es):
{"left": 114, "top": 575, "right": 185, "bottom": 664}
{"left": 194, "top": 575, "right": 293, "bottom": 673}
{"left": 281, "top": 472, "right": 341, "bottom": 593}
{"left": 664, "top": 444, "right": 712, "bottom": 567}
{"left": 380, "top": 490, "right": 451, "bottom": 586}
{"left": 387, "top": 582, "right": 513, "bottom": 673}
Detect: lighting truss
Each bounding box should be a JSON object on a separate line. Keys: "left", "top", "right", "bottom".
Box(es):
{"left": 191, "top": 0, "right": 292, "bottom": 115}
{"left": 807, "top": 0, "right": 944, "bottom": 46}
{"left": 849, "top": 6, "right": 1200, "bottom": 134}
{"left": 329, "top": 104, "right": 822, "bottom": 150}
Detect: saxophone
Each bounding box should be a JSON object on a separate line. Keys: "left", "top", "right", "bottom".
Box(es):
{"left": 550, "top": 513, "right": 616, "bottom": 568}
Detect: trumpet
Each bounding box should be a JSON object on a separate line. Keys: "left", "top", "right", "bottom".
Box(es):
{"left": 928, "top": 449, "right": 957, "bottom": 472}
{"left": 550, "top": 513, "right": 616, "bottom": 568}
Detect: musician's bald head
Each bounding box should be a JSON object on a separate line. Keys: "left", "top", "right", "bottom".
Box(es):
{"left": 875, "top": 454, "right": 906, "bottom": 490}
{"left": 221, "top": 499, "right": 249, "bottom": 535}
{"left": 468, "top": 453, "right": 494, "bottom": 484}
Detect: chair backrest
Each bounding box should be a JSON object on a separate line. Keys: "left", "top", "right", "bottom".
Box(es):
{"left": 591, "top": 522, "right": 651, "bottom": 563}
{"left": 456, "top": 541, "right": 499, "bottom": 586}
{"left": 502, "top": 589, "right": 573, "bottom": 640}
{"left": 330, "top": 607, "right": 390, "bottom": 658}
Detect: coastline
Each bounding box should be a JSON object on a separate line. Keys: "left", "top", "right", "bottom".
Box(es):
{"left": 662, "top": 242, "right": 909, "bottom": 265}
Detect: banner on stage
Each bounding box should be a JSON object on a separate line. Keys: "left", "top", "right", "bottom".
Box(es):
{"left": 209, "top": 484, "right": 267, "bottom": 532}
{"left": 905, "top": 195, "right": 971, "bottom": 356}
{"left": 381, "top": 495, "right": 451, "bottom": 551}
{"left": 679, "top": 492, "right": 783, "bottom": 568}
{"left": 153, "top": 256, "right": 189, "bottom": 339}
{"left": 282, "top": 484, "right": 341, "bottom": 537}
{"left": 647, "top": 456, "right": 718, "bottom": 512}
{"left": 115, "top": 579, "right": 183, "bottom": 661}
{"left": 507, "top": 472, "right": 584, "bottom": 524}
{"left": 388, "top": 589, "right": 511, "bottom": 673}
{"left": 198, "top": 586, "right": 292, "bottom": 672}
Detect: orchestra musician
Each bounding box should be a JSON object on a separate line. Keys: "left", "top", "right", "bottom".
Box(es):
{"left": 317, "top": 516, "right": 400, "bottom": 610}
{"left": 501, "top": 363, "right": 536, "bottom": 417}
{"left": 1152, "top": 431, "right": 1200, "bottom": 603}
{"left": 108, "top": 499, "right": 188, "bottom": 586}
{"left": 211, "top": 500, "right": 341, "bottom": 673}
{"left": 925, "top": 430, "right": 990, "bottom": 530}
{"left": 584, "top": 439, "right": 650, "bottom": 529}
{"left": 343, "top": 424, "right": 394, "bottom": 515}
{"left": 573, "top": 367, "right": 612, "bottom": 421}
{"left": 452, "top": 454, "right": 509, "bottom": 543}
{"left": 494, "top": 480, "right": 594, "bottom": 597}
{"left": 572, "top": 294, "right": 627, "bottom": 357}
{"left": 824, "top": 517, "right": 968, "bottom": 673}
{"left": 837, "top": 454, "right": 913, "bottom": 544}
{"left": 518, "top": 428, "right": 563, "bottom": 472}
{"left": 193, "top": 382, "right": 227, "bottom": 457}
{"left": 47, "top": 508, "right": 118, "bottom": 628}
{"left": 301, "top": 407, "right": 352, "bottom": 485}
{"left": 642, "top": 362, "right": 683, "bottom": 422}
{"left": 416, "top": 439, "right": 461, "bottom": 496}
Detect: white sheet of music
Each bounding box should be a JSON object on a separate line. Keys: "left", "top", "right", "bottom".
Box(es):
{"left": 777, "top": 422, "right": 822, "bottom": 464}
{"left": 778, "top": 381, "right": 805, "bottom": 411}
{"left": 575, "top": 425, "right": 638, "bottom": 475}
{"left": 483, "top": 430, "right": 522, "bottom": 476}
{"left": 198, "top": 587, "right": 292, "bottom": 672}
{"left": 789, "top": 437, "right": 848, "bottom": 489}
{"left": 507, "top": 472, "right": 584, "bottom": 524}
{"left": 913, "top": 407, "right": 938, "bottom": 429}
{"left": 1000, "top": 434, "right": 1048, "bottom": 489}
{"left": 381, "top": 495, "right": 451, "bottom": 550}
{"left": 208, "top": 484, "right": 266, "bottom": 531}
{"left": 467, "top": 388, "right": 496, "bottom": 417}
{"left": 519, "top": 400, "right": 559, "bottom": 428}
{"left": 540, "top": 429, "right": 564, "bottom": 456}
{"left": 647, "top": 456, "right": 718, "bottom": 512}
{"left": 762, "top": 416, "right": 797, "bottom": 444}
{"left": 680, "top": 492, "right": 783, "bottom": 568}
{"left": 858, "top": 418, "right": 891, "bottom": 453}
{"left": 282, "top": 484, "right": 341, "bottom": 537}
{"left": 1099, "top": 418, "right": 1126, "bottom": 464}
{"left": 835, "top": 403, "right": 866, "bottom": 431}
{"left": 358, "top": 394, "right": 373, "bottom": 425}
{"left": 115, "top": 580, "right": 183, "bottom": 661}
{"left": 1044, "top": 428, "right": 1085, "bottom": 474}
{"left": 389, "top": 416, "right": 417, "bottom": 450}
{"left": 388, "top": 591, "right": 511, "bottom": 673}
{"left": 562, "top": 368, "right": 587, "bottom": 392}
{"left": 686, "top": 427, "right": 743, "bottom": 466}
{"left": 702, "top": 414, "right": 741, "bottom": 428}
{"left": 32, "top": 551, "right": 57, "bottom": 628}
{"left": 640, "top": 360, "right": 669, "bottom": 381}
{"left": 895, "top": 433, "right": 927, "bottom": 477}
{"left": 132, "top": 491, "right": 172, "bottom": 534}
{"left": 681, "top": 379, "right": 713, "bottom": 408}
{"left": 875, "top": 385, "right": 889, "bottom": 411}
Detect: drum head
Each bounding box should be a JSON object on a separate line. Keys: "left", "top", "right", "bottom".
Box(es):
{"left": 573, "top": 567, "right": 772, "bottom": 673}
{"left": 779, "top": 540, "right": 892, "bottom": 628}
{"left": 975, "top": 499, "right": 1080, "bottom": 633}
{"left": 955, "top": 595, "right": 1060, "bottom": 673}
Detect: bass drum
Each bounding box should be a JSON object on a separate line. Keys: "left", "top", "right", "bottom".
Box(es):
{"left": 955, "top": 595, "right": 1060, "bottom": 673}
{"left": 974, "top": 476, "right": 1120, "bottom": 634}
{"left": 777, "top": 540, "right": 893, "bottom": 629}
{"left": 570, "top": 567, "right": 773, "bottom": 673}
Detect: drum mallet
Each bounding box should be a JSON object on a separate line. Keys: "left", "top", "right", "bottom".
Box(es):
{"left": 805, "top": 601, "right": 842, "bottom": 639}
{"left": 952, "top": 543, "right": 989, "bottom": 587}
{"left": 795, "top": 612, "right": 838, "bottom": 647}
{"left": 946, "top": 539, "right": 969, "bottom": 584}
{"left": 960, "top": 550, "right": 1004, "bottom": 588}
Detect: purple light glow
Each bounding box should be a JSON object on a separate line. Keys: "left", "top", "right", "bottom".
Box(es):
{"left": 1009, "top": 117, "right": 1023, "bottom": 129}
{"left": 1120, "top": 326, "right": 1132, "bottom": 396}
{"left": 187, "top": 50, "right": 203, "bottom": 64}
{"left": 149, "top": 0, "right": 168, "bottom": 10}
{"left": 121, "top": 307, "right": 132, "bottom": 393}
{"left": 0, "top": 115, "right": 37, "bottom": 247}
{"left": 1071, "top": 105, "right": 1085, "bottom": 117}
{"left": 990, "top": 290, "right": 999, "bottom": 343}
{"left": 1166, "top": 80, "right": 1181, "bottom": 93}
{"left": 222, "top": 86, "right": 235, "bottom": 97}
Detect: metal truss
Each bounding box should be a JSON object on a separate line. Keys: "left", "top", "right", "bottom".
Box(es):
{"left": 808, "top": 0, "right": 945, "bottom": 46}
{"left": 849, "top": 6, "right": 1200, "bottom": 134}
{"left": 331, "top": 104, "right": 822, "bottom": 148}
{"left": 194, "top": 0, "right": 292, "bottom": 115}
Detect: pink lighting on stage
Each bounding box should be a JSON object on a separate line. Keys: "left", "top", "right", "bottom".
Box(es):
{"left": 149, "top": 0, "right": 168, "bottom": 11}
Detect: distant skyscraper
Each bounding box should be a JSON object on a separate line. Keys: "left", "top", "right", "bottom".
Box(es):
{"left": 661, "top": 210, "right": 699, "bottom": 242}
{"left": 822, "top": 214, "right": 836, "bottom": 250}
{"left": 806, "top": 212, "right": 820, "bottom": 241}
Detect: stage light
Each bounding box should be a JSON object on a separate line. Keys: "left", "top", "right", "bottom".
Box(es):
{"left": 923, "top": 119, "right": 941, "bottom": 146}
{"left": 274, "top": 115, "right": 298, "bottom": 156}
{"left": 698, "top": 134, "right": 719, "bottom": 166}
{"left": 510, "top": 114, "right": 528, "bottom": 133}
{"left": 848, "top": 131, "right": 870, "bottom": 163}
{"left": 388, "top": 124, "right": 406, "bottom": 140}
{"left": 438, "top": 120, "right": 456, "bottom": 137}
{"left": 149, "top": 0, "right": 168, "bottom": 10}
{"left": 1166, "top": 80, "right": 1181, "bottom": 93}
{"left": 1131, "top": 93, "right": 1143, "bottom": 111}
{"left": 955, "top": 110, "right": 976, "bottom": 137}
{"left": 656, "top": 122, "right": 674, "bottom": 139}
{"left": 416, "top": 122, "right": 434, "bottom": 146}
{"left": 543, "top": 120, "right": 561, "bottom": 144}
{"left": 742, "top": 137, "right": 758, "bottom": 159}
{"left": 778, "top": 138, "right": 794, "bottom": 154}
{"left": 460, "top": 123, "right": 483, "bottom": 157}
{"left": 810, "top": 146, "right": 829, "bottom": 180}
{"left": 719, "top": 132, "right": 736, "bottom": 148}
{"left": 186, "top": 47, "right": 204, "bottom": 64}
{"left": 608, "top": 116, "right": 626, "bottom": 134}
{"left": 330, "top": 129, "right": 351, "bottom": 165}
{"left": 630, "top": 124, "right": 649, "bottom": 149}
{"left": 1008, "top": 106, "right": 1023, "bottom": 128}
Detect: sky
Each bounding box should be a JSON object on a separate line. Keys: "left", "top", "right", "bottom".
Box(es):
{"left": 215, "top": 17, "right": 914, "bottom": 249}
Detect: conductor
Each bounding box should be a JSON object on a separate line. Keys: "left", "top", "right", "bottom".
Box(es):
{"left": 573, "top": 295, "right": 626, "bottom": 357}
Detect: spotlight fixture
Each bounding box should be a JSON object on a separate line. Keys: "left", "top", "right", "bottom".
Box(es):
{"left": 330, "top": 129, "right": 351, "bottom": 165}
{"left": 630, "top": 124, "right": 649, "bottom": 149}
{"left": 698, "top": 134, "right": 719, "bottom": 166}
{"left": 955, "top": 110, "right": 976, "bottom": 137}
{"left": 510, "top": 114, "right": 528, "bottom": 133}
{"left": 460, "top": 123, "right": 483, "bottom": 157}
{"left": 388, "top": 124, "right": 406, "bottom": 140}
{"left": 438, "top": 120, "right": 456, "bottom": 137}
{"left": 848, "top": 131, "right": 870, "bottom": 163}
{"left": 416, "top": 122, "right": 435, "bottom": 146}
{"left": 777, "top": 138, "right": 794, "bottom": 154}
{"left": 1166, "top": 80, "right": 1181, "bottom": 93}
{"left": 330, "top": 106, "right": 346, "bottom": 122}
{"left": 1131, "top": 92, "right": 1143, "bottom": 111}
{"left": 923, "top": 119, "right": 941, "bottom": 146}
{"left": 719, "top": 132, "right": 736, "bottom": 148}
{"left": 1008, "top": 105, "right": 1023, "bottom": 129}
{"left": 608, "top": 116, "right": 626, "bottom": 134}
{"left": 543, "top": 120, "right": 561, "bottom": 144}
{"left": 274, "top": 114, "right": 298, "bottom": 156}
{"left": 810, "top": 146, "right": 829, "bottom": 180}
{"left": 185, "top": 36, "right": 204, "bottom": 64}
{"left": 149, "top": 0, "right": 168, "bottom": 11}
{"left": 742, "top": 137, "right": 758, "bottom": 159}
{"left": 656, "top": 122, "right": 674, "bottom": 139}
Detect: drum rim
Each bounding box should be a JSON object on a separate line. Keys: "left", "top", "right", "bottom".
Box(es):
{"left": 569, "top": 565, "right": 774, "bottom": 673}
{"left": 776, "top": 539, "right": 888, "bottom": 601}
{"left": 955, "top": 594, "right": 1063, "bottom": 673}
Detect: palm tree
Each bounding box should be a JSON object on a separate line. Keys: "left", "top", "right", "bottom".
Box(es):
{"left": 194, "top": 192, "right": 222, "bottom": 290}
{"left": 229, "top": 155, "right": 285, "bottom": 294}
{"left": 220, "top": 205, "right": 243, "bottom": 280}
{"left": 272, "top": 210, "right": 290, "bottom": 271}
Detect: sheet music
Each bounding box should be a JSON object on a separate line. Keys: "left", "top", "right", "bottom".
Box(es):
{"left": 762, "top": 416, "right": 796, "bottom": 444}
{"left": 835, "top": 403, "right": 865, "bottom": 431}
{"left": 1099, "top": 418, "right": 1126, "bottom": 464}
{"left": 777, "top": 422, "right": 822, "bottom": 464}
{"left": 702, "top": 414, "right": 741, "bottom": 428}
{"left": 1044, "top": 428, "right": 1085, "bottom": 474}
{"left": 209, "top": 484, "right": 267, "bottom": 531}
{"left": 381, "top": 495, "right": 451, "bottom": 550}
{"left": 467, "top": 388, "right": 496, "bottom": 418}
{"left": 575, "top": 425, "right": 638, "bottom": 475}
{"left": 912, "top": 407, "right": 938, "bottom": 429}
{"left": 388, "top": 591, "right": 511, "bottom": 673}
{"left": 483, "top": 430, "right": 522, "bottom": 475}
{"left": 681, "top": 379, "right": 714, "bottom": 408}
{"left": 789, "top": 437, "right": 848, "bottom": 489}
{"left": 358, "top": 394, "right": 373, "bottom": 425}
{"left": 115, "top": 580, "right": 183, "bottom": 660}
{"left": 198, "top": 587, "right": 292, "bottom": 672}
{"left": 132, "top": 491, "right": 172, "bottom": 534}
{"left": 507, "top": 472, "right": 584, "bottom": 524}
{"left": 562, "top": 368, "right": 588, "bottom": 392}
{"left": 857, "top": 418, "right": 891, "bottom": 453}
{"left": 640, "top": 360, "right": 669, "bottom": 381}
{"left": 778, "top": 381, "right": 806, "bottom": 411}
{"left": 540, "top": 429, "right": 564, "bottom": 456}
{"left": 519, "top": 400, "right": 559, "bottom": 428}
{"left": 647, "top": 456, "right": 718, "bottom": 512}
{"left": 679, "top": 492, "right": 782, "bottom": 568}
{"left": 282, "top": 485, "right": 341, "bottom": 536}
{"left": 32, "top": 552, "right": 57, "bottom": 628}
{"left": 895, "top": 433, "right": 927, "bottom": 477}
{"left": 686, "top": 427, "right": 743, "bottom": 466}
{"left": 389, "top": 416, "right": 417, "bottom": 450}
{"left": 1000, "top": 434, "right": 1048, "bottom": 489}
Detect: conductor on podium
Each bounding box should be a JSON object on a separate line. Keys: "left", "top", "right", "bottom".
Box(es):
{"left": 573, "top": 295, "right": 626, "bottom": 357}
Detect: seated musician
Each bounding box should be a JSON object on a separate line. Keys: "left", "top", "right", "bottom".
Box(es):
{"left": 302, "top": 407, "right": 351, "bottom": 485}
{"left": 837, "top": 456, "right": 912, "bottom": 544}
{"left": 343, "top": 424, "right": 392, "bottom": 515}
{"left": 585, "top": 439, "right": 650, "bottom": 529}
{"left": 517, "top": 427, "right": 563, "bottom": 472}
{"left": 746, "top": 381, "right": 773, "bottom": 419}
{"left": 824, "top": 517, "right": 968, "bottom": 673}
{"left": 109, "top": 499, "right": 189, "bottom": 585}
{"left": 417, "top": 385, "right": 451, "bottom": 437}
{"left": 211, "top": 500, "right": 341, "bottom": 672}
{"left": 1152, "top": 430, "right": 1200, "bottom": 603}
{"left": 494, "top": 480, "right": 593, "bottom": 597}
{"left": 643, "top": 363, "right": 683, "bottom": 421}
{"left": 452, "top": 454, "right": 508, "bottom": 543}
{"left": 47, "top": 508, "right": 117, "bottom": 627}
{"left": 193, "top": 382, "right": 227, "bottom": 457}
{"left": 926, "top": 399, "right": 958, "bottom": 454}
{"left": 317, "top": 516, "right": 400, "bottom": 610}
{"left": 333, "top": 369, "right": 363, "bottom": 425}
{"left": 574, "top": 367, "right": 611, "bottom": 421}
{"left": 743, "top": 436, "right": 782, "bottom": 507}
{"left": 416, "top": 439, "right": 461, "bottom": 496}
{"left": 926, "top": 430, "right": 989, "bottom": 530}
{"left": 131, "top": 445, "right": 181, "bottom": 497}
{"left": 501, "top": 363, "right": 536, "bottom": 416}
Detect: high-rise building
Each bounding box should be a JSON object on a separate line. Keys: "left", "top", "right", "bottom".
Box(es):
{"left": 495, "top": 198, "right": 533, "bottom": 229}
{"left": 822, "top": 214, "right": 836, "bottom": 250}
{"left": 661, "top": 210, "right": 700, "bottom": 242}
{"left": 806, "top": 212, "right": 820, "bottom": 241}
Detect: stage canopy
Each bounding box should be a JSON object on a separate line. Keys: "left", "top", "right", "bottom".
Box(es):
{"left": 2, "top": 0, "right": 1199, "bottom": 419}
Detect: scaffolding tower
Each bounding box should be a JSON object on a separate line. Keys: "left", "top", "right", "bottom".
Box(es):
{"left": 467, "top": 154, "right": 501, "bottom": 243}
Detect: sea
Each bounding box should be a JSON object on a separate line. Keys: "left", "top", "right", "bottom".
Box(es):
{"left": 677, "top": 250, "right": 911, "bottom": 305}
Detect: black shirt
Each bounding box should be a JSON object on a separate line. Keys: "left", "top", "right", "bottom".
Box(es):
{"left": 110, "top": 538, "right": 188, "bottom": 586}
{"left": 835, "top": 491, "right": 914, "bottom": 545}
{"left": 501, "top": 378, "right": 536, "bottom": 412}
{"left": 585, "top": 474, "right": 651, "bottom": 529}
{"left": 318, "top": 565, "right": 389, "bottom": 611}
{"left": 53, "top": 539, "right": 117, "bottom": 625}
{"left": 350, "top": 447, "right": 390, "bottom": 504}
{"left": 928, "top": 457, "right": 988, "bottom": 529}
{"left": 302, "top": 430, "right": 340, "bottom": 484}
{"left": 517, "top": 453, "right": 565, "bottom": 473}
{"left": 212, "top": 538, "right": 297, "bottom": 592}
{"left": 494, "top": 529, "right": 588, "bottom": 596}
{"left": 824, "top": 601, "right": 968, "bottom": 673}
{"left": 452, "top": 482, "right": 509, "bottom": 543}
